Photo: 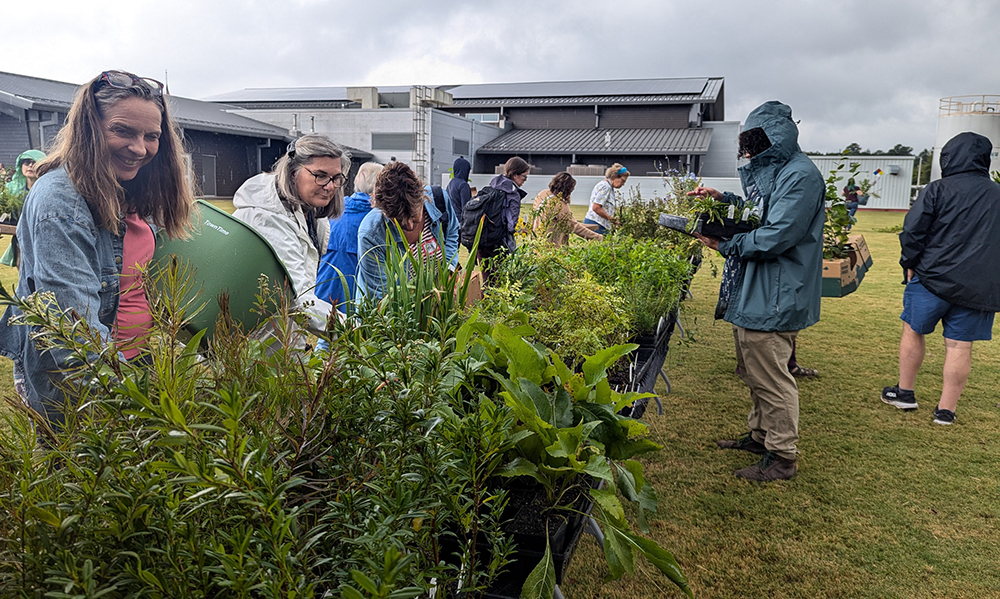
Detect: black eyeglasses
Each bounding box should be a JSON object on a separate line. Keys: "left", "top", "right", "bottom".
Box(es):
{"left": 96, "top": 70, "right": 164, "bottom": 96}
{"left": 302, "top": 165, "right": 347, "bottom": 188}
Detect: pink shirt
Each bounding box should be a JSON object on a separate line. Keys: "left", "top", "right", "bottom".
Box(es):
{"left": 115, "top": 212, "right": 155, "bottom": 360}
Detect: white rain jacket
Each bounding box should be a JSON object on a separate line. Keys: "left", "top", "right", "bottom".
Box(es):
{"left": 232, "top": 173, "right": 334, "bottom": 335}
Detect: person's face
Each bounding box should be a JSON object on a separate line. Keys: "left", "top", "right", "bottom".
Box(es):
{"left": 512, "top": 172, "right": 528, "bottom": 186}
{"left": 610, "top": 175, "right": 628, "bottom": 189}
{"left": 21, "top": 159, "right": 36, "bottom": 181}
{"left": 294, "top": 156, "right": 343, "bottom": 209}
{"left": 100, "top": 97, "right": 162, "bottom": 181}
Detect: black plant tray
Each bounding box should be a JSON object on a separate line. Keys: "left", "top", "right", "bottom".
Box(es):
{"left": 695, "top": 214, "right": 755, "bottom": 239}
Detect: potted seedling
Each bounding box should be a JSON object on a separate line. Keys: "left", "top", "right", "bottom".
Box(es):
{"left": 457, "top": 319, "right": 692, "bottom": 598}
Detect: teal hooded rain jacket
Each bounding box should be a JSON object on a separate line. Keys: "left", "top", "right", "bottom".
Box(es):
{"left": 717, "top": 101, "right": 826, "bottom": 332}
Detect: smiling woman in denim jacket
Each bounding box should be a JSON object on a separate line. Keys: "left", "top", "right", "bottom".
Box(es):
{"left": 0, "top": 70, "right": 194, "bottom": 426}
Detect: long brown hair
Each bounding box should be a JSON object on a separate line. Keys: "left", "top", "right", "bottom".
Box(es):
{"left": 36, "top": 71, "right": 193, "bottom": 238}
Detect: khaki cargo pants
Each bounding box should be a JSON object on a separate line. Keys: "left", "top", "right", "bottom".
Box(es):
{"left": 732, "top": 325, "right": 799, "bottom": 461}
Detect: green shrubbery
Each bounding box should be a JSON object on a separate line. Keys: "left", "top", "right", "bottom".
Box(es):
{"left": 0, "top": 225, "right": 692, "bottom": 598}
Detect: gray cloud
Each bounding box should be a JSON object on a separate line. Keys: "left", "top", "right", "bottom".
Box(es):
{"left": 4, "top": 0, "right": 997, "bottom": 153}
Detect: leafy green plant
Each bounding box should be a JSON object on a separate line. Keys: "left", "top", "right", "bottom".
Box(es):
{"left": 857, "top": 177, "right": 881, "bottom": 200}
{"left": 567, "top": 234, "right": 692, "bottom": 336}
{"left": 823, "top": 154, "right": 859, "bottom": 259}
{"left": 0, "top": 237, "right": 520, "bottom": 597}
{"left": 457, "top": 319, "right": 692, "bottom": 598}
{"left": 0, "top": 182, "right": 24, "bottom": 222}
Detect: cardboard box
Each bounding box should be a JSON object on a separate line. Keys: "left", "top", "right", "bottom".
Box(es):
{"left": 454, "top": 269, "right": 484, "bottom": 306}
{"left": 822, "top": 234, "right": 871, "bottom": 297}
{"left": 848, "top": 234, "right": 872, "bottom": 269}
{"left": 822, "top": 257, "right": 859, "bottom": 297}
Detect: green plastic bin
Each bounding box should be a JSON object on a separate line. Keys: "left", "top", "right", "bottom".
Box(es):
{"left": 151, "top": 200, "right": 293, "bottom": 343}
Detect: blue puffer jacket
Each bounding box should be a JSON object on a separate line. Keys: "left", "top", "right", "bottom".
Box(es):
{"left": 315, "top": 191, "right": 373, "bottom": 311}
{"left": 716, "top": 101, "right": 826, "bottom": 332}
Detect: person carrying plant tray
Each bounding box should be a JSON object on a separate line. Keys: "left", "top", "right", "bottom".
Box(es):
{"left": 688, "top": 101, "right": 825, "bottom": 482}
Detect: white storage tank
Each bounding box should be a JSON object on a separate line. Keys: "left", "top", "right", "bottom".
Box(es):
{"left": 932, "top": 95, "right": 1000, "bottom": 181}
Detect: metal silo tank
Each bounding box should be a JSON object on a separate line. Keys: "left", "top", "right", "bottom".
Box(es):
{"left": 931, "top": 96, "right": 1000, "bottom": 181}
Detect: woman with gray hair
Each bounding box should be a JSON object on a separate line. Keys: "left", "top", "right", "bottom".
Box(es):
{"left": 232, "top": 134, "right": 350, "bottom": 339}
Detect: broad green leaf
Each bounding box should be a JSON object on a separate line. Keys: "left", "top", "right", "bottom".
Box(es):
{"left": 601, "top": 517, "right": 635, "bottom": 580}
{"left": 626, "top": 533, "right": 693, "bottom": 598}
{"left": 608, "top": 436, "right": 663, "bottom": 461}
{"left": 520, "top": 539, "right": 556, "bottom": 599}
{"left": 340, "top": 586, "right": 365, "bottom": 599}
{"left": 615, "top": 460, "right": 641, "bottom": 503}
{"left": 494, "top": 324, "right": 547, "bottom": 384}
{"left": 497, "top": 457, "right": 541, "bottom": 479}
{"left": 582, "top": 454, "right": 614, "bottom": 482}
{"left": 549, "top": 352, "right": 574, "bottom": 385}
{"left": 28, "top": 506, "right": 61, "bottom": 528}
{"left": 635, "top": 475, "right": 659, "bottom": 533}
{"left": 593, "top": 378, "right": 613, "bottom": 405}
{"left": 552, "top": 385, "right": 574, "bottom": 429}
{"left": 519, "top": 378, "right": 554, "bottom": 425}
{"left": 590, "top": 487, "right": 625, "bottom": 522}
{"left": 583, "top": 343, "right": 638, "bottom": 386}
{"left": 546, "top": 424, "right": 584, "bottom": 459}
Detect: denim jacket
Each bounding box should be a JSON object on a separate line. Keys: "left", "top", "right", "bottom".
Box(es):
{"left": 356, "top": 187, "right": 459, "bottom": 299}
{"left": 0, "top": 168, "right": 125, "bottom": 424}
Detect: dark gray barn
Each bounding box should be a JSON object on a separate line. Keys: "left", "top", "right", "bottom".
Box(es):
{"left": 438, "top": 77, "right": 729, "bottom": 176}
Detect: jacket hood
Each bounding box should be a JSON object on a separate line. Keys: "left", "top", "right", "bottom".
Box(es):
{"left": 490, "top": 174, "right": 515, "bottom": 193}
{"left": 452, "top": 157, "right": 471, "bottom": 181}
{"left": 233, "top": 173, "right": 284, "bottom": 213}
{"left": 343, "top": 191, "right": 373, "bottom": 215}
{"left": 940, "top": 132, "right": 992, "bottom": 178}
{"left": 7, "top": 149, "right": 47, "bottom": 195}
{"left": 743, "top": 101, "right": 800, "bottom": 167}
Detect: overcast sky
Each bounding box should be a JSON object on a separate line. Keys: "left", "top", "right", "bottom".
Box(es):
{"left": 5, "top": 0, "right": 997, "bottom": 154}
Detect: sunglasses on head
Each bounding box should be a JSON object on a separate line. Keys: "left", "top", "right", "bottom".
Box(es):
{"left": 96, "top": 70, "right": 164, "bottom": 96}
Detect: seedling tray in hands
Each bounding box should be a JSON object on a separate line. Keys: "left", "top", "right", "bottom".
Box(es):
{"left": 694, "top": 214, "right": 755, "bottom": 239}
{"left": 658, "top": 212, "right": 755, "bottom": 239}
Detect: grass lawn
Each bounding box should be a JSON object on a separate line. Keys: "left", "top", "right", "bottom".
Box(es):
{"left": 2, "top": 207, "right": 999, "bottom": 596}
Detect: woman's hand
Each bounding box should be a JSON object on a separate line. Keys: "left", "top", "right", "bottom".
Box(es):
{"left": 687, "top": 186, "right": 722, "bottom": 200}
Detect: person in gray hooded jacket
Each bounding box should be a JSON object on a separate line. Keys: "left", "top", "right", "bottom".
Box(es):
{"left": 690, "top": 101, "right": 825, "bottom": 482}
{"left": 881, "top": 132, "right": 1000, "bottom": 425}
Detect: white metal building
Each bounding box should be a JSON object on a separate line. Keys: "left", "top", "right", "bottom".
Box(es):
{"left": 932, "top": 95, "right": 1000, "bottom": 181}
{"left": 205, "top": 86, "right": 503, "bottom": 183}
{"left": 806, "top": 156, "right": 915, "bottom": 210}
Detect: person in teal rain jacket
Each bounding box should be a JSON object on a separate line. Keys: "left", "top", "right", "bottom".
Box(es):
{"left": 689, "top": 101, "right": 825, "bottom": 482}
{"left": 2, "top": 149, "right": 48, "bottom": 266}
{"left": 5, "top": 149, "right": 47, "bottom": 202}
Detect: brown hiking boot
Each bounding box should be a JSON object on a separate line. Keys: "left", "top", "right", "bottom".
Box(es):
{"left": 716, "top": 431, "right": 767, "bottom": 455}
{"left": 734, "top": 452, "right": 797, "bottom": 482}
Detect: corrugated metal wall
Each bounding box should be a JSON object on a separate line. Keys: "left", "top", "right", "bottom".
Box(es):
{"left": 807, "top": 156, "right": 915, "bottom": 210}
{"left": 0, "top": 113, "right": 31, "bottom": 165}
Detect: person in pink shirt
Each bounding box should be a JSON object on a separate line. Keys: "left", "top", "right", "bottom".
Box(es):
{"left": 0, "top": 70, "right": 194, "bottom": 425}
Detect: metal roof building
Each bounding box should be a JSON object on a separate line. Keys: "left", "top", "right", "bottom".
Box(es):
{"left": 436, "top": 77, "right": 733, "bottom": 176}
{"left": 204, "top": 76, "right": 737, "bottom": 181}
{"left": 0, "top": 71, "right": 293, "bottom": 196}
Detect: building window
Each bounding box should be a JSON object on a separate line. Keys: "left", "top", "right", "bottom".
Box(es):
{"left": 466, "top": 113, "right": 501, "bottom": 124}
{"left": 452, "top": 138, "right": 470, "bottom": 156}
{"left": 372, "top": 133, "right": 414, "bottom": 151}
